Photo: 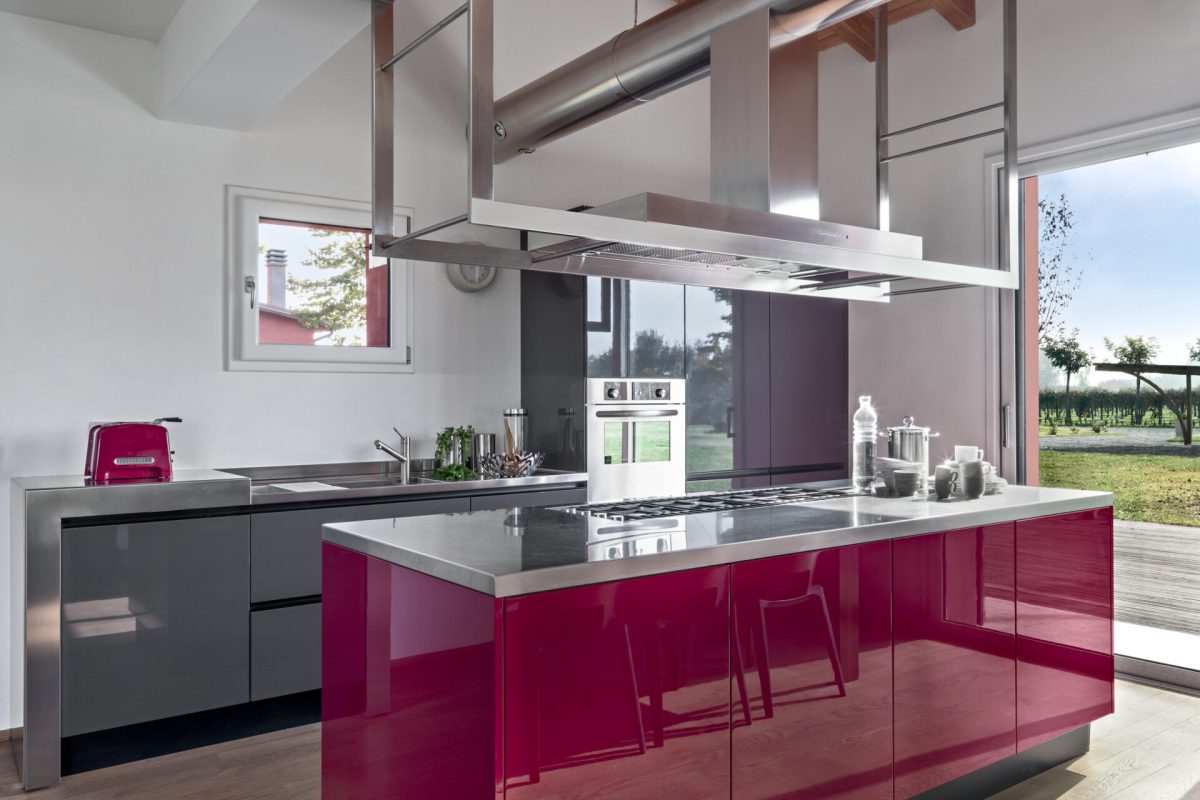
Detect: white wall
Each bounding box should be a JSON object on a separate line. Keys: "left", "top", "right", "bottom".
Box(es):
{"left": 828, "top": 0, "right": 1200, "bottom": 465}
{"left": 0, "top": 0, "right": 700, "bottom": 730}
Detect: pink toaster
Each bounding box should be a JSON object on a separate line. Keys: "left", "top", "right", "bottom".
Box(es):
{"left": 84, "top": 417, "right": 181, "bottom": 483}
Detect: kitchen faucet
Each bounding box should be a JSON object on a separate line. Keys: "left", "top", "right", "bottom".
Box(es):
{"left": 374, "top": 428, "right": 410, "bottom": 483}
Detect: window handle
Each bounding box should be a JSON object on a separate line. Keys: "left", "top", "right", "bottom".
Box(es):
{"left": 244, "top": 275, "right": 257, "bottom": 309}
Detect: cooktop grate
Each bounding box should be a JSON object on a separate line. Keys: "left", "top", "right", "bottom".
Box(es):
{"left": 559, "top": 486, "right": 850, "bottom": 521}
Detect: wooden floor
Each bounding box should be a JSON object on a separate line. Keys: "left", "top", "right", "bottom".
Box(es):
{"left": 1, "top": 680, "right": 1197, "bottom": 799}
{"left": 0, "top": 725, "right": 319, "bottom": 799}
{"left": 988, "top": 679, "right": 1200, "bottom": 800}
{"left": 1115, "top": 520, "right": 1200, "bottom": 636}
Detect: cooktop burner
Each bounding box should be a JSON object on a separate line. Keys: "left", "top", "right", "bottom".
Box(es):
{"left": 559, "top": 486, "right": 850, "bottom": 521}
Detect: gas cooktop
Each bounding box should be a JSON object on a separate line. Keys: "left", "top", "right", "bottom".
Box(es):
{"left": 559, "top": 486, "right": 851, "bottom": 521}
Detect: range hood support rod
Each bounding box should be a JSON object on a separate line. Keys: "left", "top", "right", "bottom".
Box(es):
{"left": 379, "top": 2, "right": 467, "bottom": 72}
{"left": 874, "top": 0, "right": 1018, "bottom": 274}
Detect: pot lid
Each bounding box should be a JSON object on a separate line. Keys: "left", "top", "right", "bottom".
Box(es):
{"left": 886, "top": 415, "right": 931, "bottom": 433}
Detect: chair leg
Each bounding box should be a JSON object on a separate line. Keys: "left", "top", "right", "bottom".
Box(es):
{"left": 530, "top": 657, "right": 541, "bottom": 783}
{"left": 809, "top": 594, "right": 847, "bottom": 698}
{"left": 755, "top": 600, "right": 775, "bottom": 719}
{"left": 623, "top": 625, "right": 648, "bottom": 755}
{"left": 731, "top": 607, "right": 752, "bottom": 726}
{"left": 649, "top": 623, "right": 665, "bottom": 747}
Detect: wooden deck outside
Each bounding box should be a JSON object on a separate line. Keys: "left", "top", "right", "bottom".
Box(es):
{"left": 1116, "top": 519, "right": 1200, "bottom": 637}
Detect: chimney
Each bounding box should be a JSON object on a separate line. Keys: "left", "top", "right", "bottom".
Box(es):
{"left": 265, "top": 249, "right": 287, "bottom": 307}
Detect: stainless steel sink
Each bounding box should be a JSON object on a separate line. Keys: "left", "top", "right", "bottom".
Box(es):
{"left": 329, "top": 477, "right": 446, "bottom": 489}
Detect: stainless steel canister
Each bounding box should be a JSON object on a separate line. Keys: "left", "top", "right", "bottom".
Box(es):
{"left": 472, "top": 433, "right": 496, "bottom": 470}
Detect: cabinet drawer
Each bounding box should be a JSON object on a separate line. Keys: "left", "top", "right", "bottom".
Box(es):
{"left": 469, "top": 487, "right": 586, "bottom": 512}
{"left": 251, "top": 498, "right": 470, "bottom": 602}
{"left": 62, "top": 515, "right": 250, "bottom": 736}
{"left": 251, "top": 604, "right": 322, "bottom": 701}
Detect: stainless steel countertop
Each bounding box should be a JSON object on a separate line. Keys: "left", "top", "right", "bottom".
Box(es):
{"left": 12, "top": 469, "right": 248, "bottom": 495}
{"left": 12, "top": 463, "right": 587, "bottom": 509}
{"left": 232, "top": 465, "right": 587, "bottom": 506}
{"left": 322, "top": 486, "right": 1113, "bottom": 597}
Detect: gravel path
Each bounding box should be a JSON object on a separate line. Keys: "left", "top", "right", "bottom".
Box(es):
{"left": 1040, "top": 426, "right": 1199, "bottom": 456}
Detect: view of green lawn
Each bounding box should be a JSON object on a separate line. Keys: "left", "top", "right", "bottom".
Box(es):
{"left": 686, "top": 424, "right": 733, "bottom": 473}
{"left": 603, "top": 423, "right": 734, "bottom": 490}
{"left": 603, "top": 422, "right": 732, "bottom": 466}
{"left": 1040, "top": 451, "right": 1200, "bottom": 527}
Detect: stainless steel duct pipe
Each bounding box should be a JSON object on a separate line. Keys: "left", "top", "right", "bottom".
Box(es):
{"left": 492, "top": 0, "right": 888, "bottom": 161}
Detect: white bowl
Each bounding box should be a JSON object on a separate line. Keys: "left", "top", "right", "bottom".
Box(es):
{"left": 877, "top": 458, "right": 921, "bottom": 490}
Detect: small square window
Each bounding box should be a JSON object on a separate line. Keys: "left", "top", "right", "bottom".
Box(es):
{"left": 227, "top": 187, "right": 413, "bottom": 372}
{"left": 256, "top": 219, "right": 389, "bottom": 348}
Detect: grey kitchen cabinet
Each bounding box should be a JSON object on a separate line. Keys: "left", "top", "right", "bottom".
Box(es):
{"left": 521, "top": 270, "right": 849, "bottom": 484}
{"left": 250, "top": 604, "right": 322, "bottom": 702}
{"left": 469, "top": 487, "right": 586, "bottom": 512}
{"left": 61, "top": 515, "right": 250, "bottom": 736}
{"left": 769, "top": 293, "right": 848, "bottom": 472}
{"left": 250, "top": 497, "right": 470, "bottom": 603}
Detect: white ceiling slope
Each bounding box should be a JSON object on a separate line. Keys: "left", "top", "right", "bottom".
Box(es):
{"left": 158, "top": 0, "right": 370, "bottom": 130}
{"left": 0, "top": 0, "right": 186, "bottom": 41}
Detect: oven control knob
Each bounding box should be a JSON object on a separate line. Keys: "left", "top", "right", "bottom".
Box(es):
{"left": 606, "top": 386, "right": 620, "bottom": 399}
{"left": 654, "top": 387, "right": 667, "bottom": 399}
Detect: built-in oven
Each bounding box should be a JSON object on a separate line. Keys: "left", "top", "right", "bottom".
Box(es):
{"left": 586, "top": 378, "right": 686, "bottom": 503}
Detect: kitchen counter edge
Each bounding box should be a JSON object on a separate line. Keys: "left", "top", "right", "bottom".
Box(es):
{"left": 10, "top": 469, "right": 587, "bottom": 512}
{"left": 322, "top": 488, "right": 1113, "bottom": 598}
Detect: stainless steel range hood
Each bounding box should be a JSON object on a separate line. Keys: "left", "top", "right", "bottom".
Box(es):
{"left": 369, "top": 0, "right": 1020, "bottom": 299}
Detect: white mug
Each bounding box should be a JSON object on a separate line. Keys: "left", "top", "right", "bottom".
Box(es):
{"left": 954, "top": 445, "right": 984, "bottom": 464}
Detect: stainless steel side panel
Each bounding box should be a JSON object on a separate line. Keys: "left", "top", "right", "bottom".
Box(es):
{"left": 11, "top": 472, "right": 249, "bottom": 790}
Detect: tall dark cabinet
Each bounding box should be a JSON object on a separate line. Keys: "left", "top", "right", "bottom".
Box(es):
{"left": 520, "top": 272, "right": 848, "bottom": 488}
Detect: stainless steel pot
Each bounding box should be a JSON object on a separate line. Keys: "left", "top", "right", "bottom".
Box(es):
{"left": 883, "top": 416, "right": 938, "bottom": 496}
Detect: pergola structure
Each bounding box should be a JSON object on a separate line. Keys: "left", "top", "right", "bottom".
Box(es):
{"left": 1093, "top": 363, "right": 1198, "bottom": 446}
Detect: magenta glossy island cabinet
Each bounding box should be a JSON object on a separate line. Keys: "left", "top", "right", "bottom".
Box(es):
{"left": 321, "top": 505, "right": 1113, "bottom": 799}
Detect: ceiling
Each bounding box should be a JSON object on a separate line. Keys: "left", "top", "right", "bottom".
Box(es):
{"left": 0, "top": 0, "right": 186, "bottom": 41}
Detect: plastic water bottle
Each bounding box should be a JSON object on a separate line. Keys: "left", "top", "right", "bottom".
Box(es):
{"left": 852, "top": 396, "right": 878, "bottom": 493}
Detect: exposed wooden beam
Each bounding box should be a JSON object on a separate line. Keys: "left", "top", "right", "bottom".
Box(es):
{"left": 670, "top": 0, "right": 977, "bottom": 63}
{"left": 817, "top": 0, "right": 976, "bottom": 62}
{"left": 929, "top": 0, "right": 976, "bottom": 31}
{"left": 834, "top": 11, "right": 877, "bottom": 62}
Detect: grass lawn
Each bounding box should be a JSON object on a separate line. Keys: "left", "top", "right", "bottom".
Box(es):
{"left": 602, "top": 423, "right": 734, "bottom": 469}
{"left": 1040, "top": 450, "right": 1200, "bottom": 527}
{"left": 686, "top": 425, "right": 733, "bottom": 473}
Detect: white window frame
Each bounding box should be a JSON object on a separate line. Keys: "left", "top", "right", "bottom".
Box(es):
{"left": 225, "top": 185, "right": 415, "bottom": 373}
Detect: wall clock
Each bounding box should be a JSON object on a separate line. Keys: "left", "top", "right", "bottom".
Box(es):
{"left": 445, "top": 246, "right": 497, "bottom": 292}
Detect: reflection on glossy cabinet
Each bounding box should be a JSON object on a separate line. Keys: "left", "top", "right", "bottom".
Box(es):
{"left": 1016, "top": 508, "right": 1114, "bottom": 751}
{"left": 61, "top": 516, "right": 250, "bottom": 737}
{"left": 893, "top": 525, "right": 1016, "bottom": 799}
{"left": 503, "top": 567, "right": 730, "bottom": 800}
{"left": 731, "top": 541, "right": 892, "bottom": 800}
{"left": 321, "top": 543, "right": 500, "bottom": 800}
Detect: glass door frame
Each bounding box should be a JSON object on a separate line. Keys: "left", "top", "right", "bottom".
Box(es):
{"left": 989, "top": 108, "right": 1200, "bottom": 691}
{"left": 988, "top": 107, "right": 1200, "bottom": 484}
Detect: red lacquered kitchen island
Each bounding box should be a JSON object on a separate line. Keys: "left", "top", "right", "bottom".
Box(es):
{"left": 320, "top": 486, "right": 1113, "bottom": 800}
